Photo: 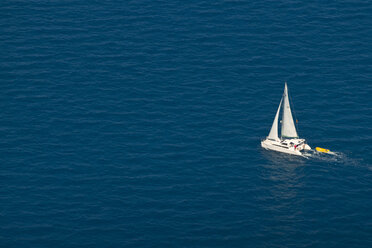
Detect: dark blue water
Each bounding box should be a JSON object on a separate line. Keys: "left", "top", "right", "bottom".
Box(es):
{"left": 1, "top": 1, "right": 372, "bottom": 247}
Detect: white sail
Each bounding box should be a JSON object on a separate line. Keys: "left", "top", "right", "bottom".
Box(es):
{"left": 267, "top": 98, "right": 282, "bottom": 141}
{"left": 281, "top": 83, "right": 298, "bottom": 138}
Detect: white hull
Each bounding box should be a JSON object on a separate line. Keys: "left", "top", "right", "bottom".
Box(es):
{"left": 261, "top": 138, "right": 311, "bottom": 156}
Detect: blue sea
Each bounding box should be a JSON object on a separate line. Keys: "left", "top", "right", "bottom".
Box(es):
{"left": 1, "top": 0, "right": 372, "bottom": 247}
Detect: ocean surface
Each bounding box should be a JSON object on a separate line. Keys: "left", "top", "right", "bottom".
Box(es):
{"left": 1, "top": 0, "right": 372, "bottom": 247}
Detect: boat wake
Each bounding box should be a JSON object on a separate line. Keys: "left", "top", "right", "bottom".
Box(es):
{"left": 302, "top": 149, "right": 360, "bottom": 165}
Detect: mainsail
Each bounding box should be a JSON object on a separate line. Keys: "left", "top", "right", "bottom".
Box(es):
{"left": 281, "top": 83, "right": 298, "bottom": 138}
{"left": 267, "top": 98, "right": 282, "bottom": 141}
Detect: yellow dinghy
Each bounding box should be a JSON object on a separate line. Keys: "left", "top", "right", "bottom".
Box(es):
{"left": 315, "top": 147, "right": 330, "bottom": 153}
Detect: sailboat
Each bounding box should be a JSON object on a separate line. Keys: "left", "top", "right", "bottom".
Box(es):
{"left": 261, "top": 82, "right": 311, "bottom": 156}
